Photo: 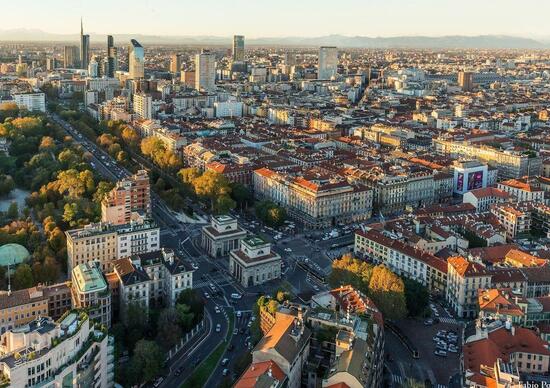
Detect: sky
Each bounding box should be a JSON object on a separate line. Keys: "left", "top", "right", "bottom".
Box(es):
{"left": 2, "top": 0, "right": 550, "bottom": 38}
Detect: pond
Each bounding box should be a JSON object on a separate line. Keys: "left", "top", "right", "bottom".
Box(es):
{"left": 0, "top": 188, "right": 30, "bottom": 213}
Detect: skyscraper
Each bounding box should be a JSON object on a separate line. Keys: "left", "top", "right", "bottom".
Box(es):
{"left": 232, "top": 35, "right": 245, "bottom": 62}
{"left": 63, "top": 46, "right": 78, "bottom": 68}
{"left": 195, "top": 50, "right": 216, "bottom": 92}
{"left": 107, "top": 35, "right": 117, "bottom": 78}
{"left": 128, "top": 39, "right": 144, "bottom": 79}
{"left": 318, "top": 46, "right": 338, "bottom": 80}
{"left": 80, "top": 18, "right": 90, "bottom": 70}
{"left": 458, "top": 71, "right": 474, "bottom": 92}
{"left": 170, "top": 53, "right": 181, "bottom": 73}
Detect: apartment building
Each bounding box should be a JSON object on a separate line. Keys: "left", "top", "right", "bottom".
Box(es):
{"left": 101, "top": 169, "right": 151, "bottom": 225}
{"left": 251, "top": 309, "right": 311, "bottom": 388}
{"left": 13, "top": 92, "right": 46, "bottom": 112}
{"left": 446, "top": 256, "right": 492, "bottom": 318}
{"left": 66, "top": 216, "right": 160, "bottom": 273}
{"left": 497, "top": 178, "right": 545, "bottom": 203}
{"left": 0, "top": 312, "right": 114, "bottom": 388}
{"left": 113, "top": 249, "right": 193, "bottom": 322}
{"left": 229, "top": 236, "right": 282, "bottom": 288}
{"left": 133, "top": 92, "right": 152, "bottom": 120}
{"left": 434, "top": 138, "right": 541, "bottom": 179}
{"left": 464, "top": 325, "right": 550, "bottom": 386}
{"left": 71, "top": 262, "right": 111, "bottom": 328}
{"left": 201, "top": 215, "right": 246, "bottom": 258}
{"left": 463, "top": 187, "right": 512, "bottom": 213}
{"left": 0, "top": 288, "right": 49, "bottom": 334}
{"left": 490, "top": 203, "right": 532, "bottom": 239}
{"left": 354, "top": 229, "right": 448, "bottom": 293}
{"left": 254, "top": 168, "right": 373, "bottom": 229}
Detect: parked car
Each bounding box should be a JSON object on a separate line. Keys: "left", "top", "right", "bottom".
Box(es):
{"left": 215, "top": 324, "right": 221, "bottom": 332}
{"left": 221, "top": 358, "right": 229, "bottom": 366}
{"left": 424, "top": 319, "right": 433, "bottom": 326}
{"left": 434, "top": 350, "right": 447, "bottom": 357}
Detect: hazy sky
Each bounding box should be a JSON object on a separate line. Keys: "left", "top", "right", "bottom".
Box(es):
{"left": 3, "top": 0, "right": 549, "bottom": 38}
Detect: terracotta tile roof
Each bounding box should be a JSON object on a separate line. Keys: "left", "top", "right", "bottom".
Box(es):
{"left": 235, "top": 360, "right": 286, "bottom": 388}
{"left": 478, "top": 289, "right": 524, "bottom": 317}
{"left": 448, "top": 256, "right": 489, "bottom": 277}
{"left": 468, "top": 187, "right": 511, "bottom": 199}
{"left": 464, "top": 326, "right": 550, "bottom": 384}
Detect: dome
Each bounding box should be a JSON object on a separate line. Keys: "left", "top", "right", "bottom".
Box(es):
{"left": 0, "top": 243, "right": 31, "bottom": 267}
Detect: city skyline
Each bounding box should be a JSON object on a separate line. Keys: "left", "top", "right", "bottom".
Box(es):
{"left": 2, "top": 0, "right": 550, "bottom": 39}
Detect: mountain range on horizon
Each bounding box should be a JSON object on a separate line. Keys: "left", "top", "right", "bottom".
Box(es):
{"left": 0, "top": 29, "right": 548, "bottom": 49}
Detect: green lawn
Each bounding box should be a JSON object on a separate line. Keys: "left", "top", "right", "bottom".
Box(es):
{"left": 181, "top": 313, "right": 234, "bottom": 388}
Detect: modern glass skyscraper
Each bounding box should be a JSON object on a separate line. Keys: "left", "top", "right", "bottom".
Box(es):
{"left": 318, "top": 46, "right": 338, "bottom": 80}
{"left": 107, "top": 35, "right": 117, "bottom": 77}
{"left": 80, "top": 18, "right": 90, "bottom": 70}
{"left": 232, "top": 35, "right": 245, "bottom": 62}
{"left": 195, "top": 49, "right": 216, "bottom": 92}
{"left": 128, "top": 39, "right": 144, "bottom": 79}
{"left": 63, "top": 45, "right": 78, "bottom": 68}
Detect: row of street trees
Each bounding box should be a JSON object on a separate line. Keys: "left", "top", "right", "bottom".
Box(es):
{"left": 328, "top": 254, "right": 429, "bottom": 320}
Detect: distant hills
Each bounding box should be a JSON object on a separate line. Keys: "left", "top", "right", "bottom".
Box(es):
{"left": 0, "top": 29, "right": 546, "bottom": 49}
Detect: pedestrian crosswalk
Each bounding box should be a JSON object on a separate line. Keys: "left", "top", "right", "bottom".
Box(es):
{"left": 438, "top": 317, "right": 461, "bottom": 325}
{"left": 390, "top": 375, "right": 446, "bottom": 388}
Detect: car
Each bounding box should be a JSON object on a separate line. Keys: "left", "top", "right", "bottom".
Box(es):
{"left": 448, "top": 346, "right": 458, "bottom": 353}
{"left": 233, "top": 328, "right": 238, "bottom": 335}
{"left": 215, "top": 324, "right": 221, "bottom": 332}
{"left": 204, "top": 292, "right": 210, "bottom": 299}
{"left": 240, "top": 328, "right": 245, "bottom": 334}
{"left": 222, "top": 368, "right": 229, "bottom": 376}
{"left": 209, "top": 283, "right": 216, "bottom": 291}
{"left": 221, "top": 358, "right": 229, "bottom": 366}
{"left": 436, "top": 343, "right": 447, "bottom": 351}
{"left": 191, "top": 263, "right": 199, "bottom": 270}
{"left": 424, "top": 319, "right": 434, "bottom": 326}
{"left": 227, "top": 344, "right": 234, "bottom": 351}
{"left": 153, "top": 377, "right": 164, "bottom": 387}
{"left": 231, "top": 293, "right": 242, "bottom": 299}
{"left": 284, "top": 248, "right": 292, "bottom": 252}
{"left": 214, "top": 306, "right": 221, "bottom": 313}
{"left": 236, "top": 311, "right": 242, "bottom": 318}
{"left": 247, "top": 321, "right": 252, "bottom": 328}
{"left": 434, "top": 350, "right": 447, "bottom": 357}
{"left": 174, "top": 368, "right": 182, "bottom": 376}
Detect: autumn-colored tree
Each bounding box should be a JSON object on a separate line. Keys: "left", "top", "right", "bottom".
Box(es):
{"left": 121, "top": 126, "right": 140, "bottom": 148}
{"left": 192, "top": 170, "right": 233, "bottom": 212}
{"left": 368, "top": 264, "right": 407, "bottom": 320}
{"left": 178, "top": 167, "right": 201, "bottom": 184}
{"left": 328, "top": 254, "right": 373, "bottom": 294}
{"left": 39, "top": 136, "right": 55, "bottom": 151}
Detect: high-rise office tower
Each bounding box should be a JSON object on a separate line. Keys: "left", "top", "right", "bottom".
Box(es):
{"left": 232, "top": 35, "right": 245, "bottom": 62}
{"left": 458, "top": 71, "right": 474, "bottom": 92}
{"left": 318, "top": 46, "right": 338, "bottom": 80}
{"left": 170, "top": 53, "right": 181, "bottom": 73}
{"left": 195, "top": 50, "right": 216, "bottom": 92}
{"left": 128, "top": 39, "right": 145, "bottom": 79}
{"left": 106, "top": 35, "right": 117, "bottom": 77}
{"left": 80, "top": 18, "right": 90, "bottom": 69}
{"left": 63, "top": 45, "right": 78, "bottom": 68}
{"left": 46, "top": 58, "right": 57, "bottom": 71}
{"left": 88, "top": 57, "right": 99, "bottom": 77}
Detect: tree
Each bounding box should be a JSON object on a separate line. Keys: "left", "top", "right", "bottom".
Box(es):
{"left": 125, "top": 304, "right": 149, "bottom": 349}
{"left": 255, "top": 200, "right": 287, "bottom": 227}
{"left": 328, "top": 254, "right": 372, "bottom": 294}
{"left": 13, "top": 264, "right": 34, "bottom": 290}
{"left": 38, "top": 136, "right": 55, "bottom": 152}
{"left": 156, "top": 308, "right": 182, "bottom": 350}
{"left": 178, "top": 167, "right": 201, "bottom": 184}
{"left": 230, "top": 182, "right": 252, "bottom": 210}
{"left": 121, "top": 126, "right": 140, "bottom": 148}
{"left": 176, "top": 289, "right": 204, "bottom": 324}
{"left": 404, "top": 278, "right": 429, "bottom": 317}
{"left": 368, "top": 265, "right": 407, "bottom": 320}
{"left": 132, "top": 340, "right": 163, "bottom": 384}
{"left": 176, "top": 303, "right": 195, "bottom": 331}
{"left": 215, "top": 194, "right": 236, "bottom": 214}
{"left": 0, "top": 175, "right": 15, "bottom": 196}
{"left": 192, "top": 170, "right": 233, "bottom": 211}
{"left": 6, "top": 202, "right": 18, "bottom": 220}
